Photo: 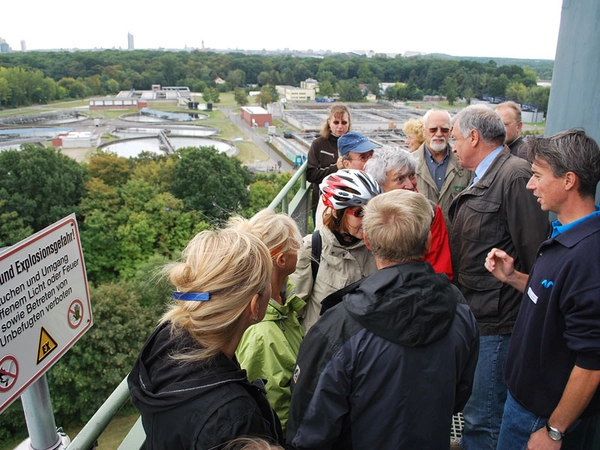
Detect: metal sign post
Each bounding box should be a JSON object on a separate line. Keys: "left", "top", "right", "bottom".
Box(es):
{"left": 0, "top": 214, "right": 92, "bottom": 449}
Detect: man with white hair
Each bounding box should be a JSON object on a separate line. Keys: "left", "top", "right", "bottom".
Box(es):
{"left": 415, "top": 109, "right": 472, "bottom": 229}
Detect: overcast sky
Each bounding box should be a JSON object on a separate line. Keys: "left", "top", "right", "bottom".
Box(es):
{"left": 2, "top": 0, "right": 564, "bottom": 60}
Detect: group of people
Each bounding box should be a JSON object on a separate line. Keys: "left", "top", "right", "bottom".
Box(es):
{"left": 127, "top": 102, "right": 600, "bottom": 450}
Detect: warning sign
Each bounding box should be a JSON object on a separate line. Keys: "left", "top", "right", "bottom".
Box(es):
{"left": 37, "top": 327, "right": 58, "bottom": 364}
{"left": 68, "top": 299, "right": 84, "bottom": 329}
{"left": 0, "top": 214, "right": 92, "bottom": 414}
{"left": 0, "top": 355, "right": 18, "bottom": 393}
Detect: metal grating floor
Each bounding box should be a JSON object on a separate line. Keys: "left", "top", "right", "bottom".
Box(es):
{"left": 451, "top": 413, "right": 465, "bottom": 440}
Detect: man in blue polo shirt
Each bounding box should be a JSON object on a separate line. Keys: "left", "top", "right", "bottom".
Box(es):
{"left": 485, "top": 130, "right": 600, "bottom": 449}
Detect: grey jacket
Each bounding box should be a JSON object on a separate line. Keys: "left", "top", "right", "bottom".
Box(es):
{"left": 415, "top": 143, "right": 472, "bottom": 230}
{"left": 449, "top": 147, "right": 550, "bottom": 336}
{"left": 290, "top": 226, "right": 376, "bottom": 332}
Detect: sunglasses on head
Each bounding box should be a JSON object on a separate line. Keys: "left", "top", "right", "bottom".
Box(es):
{"left": 346, "top": 207, "right": 364, "bottom": 218}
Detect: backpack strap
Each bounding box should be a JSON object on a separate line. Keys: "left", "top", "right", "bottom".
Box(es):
{"left": 310, "top": 230, "right": 322, "bottom": 281}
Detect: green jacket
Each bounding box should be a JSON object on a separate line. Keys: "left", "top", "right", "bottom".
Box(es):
{"left": 236, "top": 279, "right": 305, "bottom": 436}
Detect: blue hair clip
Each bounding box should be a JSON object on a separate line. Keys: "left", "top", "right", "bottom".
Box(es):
{"left": 173, "top": 291, "right": 211, "bottom": 301}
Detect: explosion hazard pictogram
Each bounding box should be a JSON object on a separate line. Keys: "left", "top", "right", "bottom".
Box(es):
{"left": 37, "top": 327, "right": 58, "bottom": 364}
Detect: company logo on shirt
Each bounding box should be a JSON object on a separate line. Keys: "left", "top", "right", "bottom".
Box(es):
{"left": 293, "top": 365, "right": 301, "bottom": 384}
{"left": 541, "top": 279, "right": 554, "bottom": 288}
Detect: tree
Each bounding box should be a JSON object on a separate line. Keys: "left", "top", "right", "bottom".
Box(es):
{"left": 170, "top": 146, "right": 253, "bottom": 222}
{"left": 526, "top": 86, "right": 550, "bottom": 112}
{"left": 337, "top": 79, "right": 365, "bottom": 102}
{"left": 234, "top": 87, "right": 249, "bottom": 106}
{"left": 257, "top": 71, "right": 272, "bottom": 86}
{"left": 246, "top": 172, "right": 293, "bottom": 216}
{"left": 87, "top": 150, "right": 133, "bottom": 186}
{"left": 0, "top": 145, "right": 88, "bottom": 233}
{"left": 506, "top": 82, "right": 528, "bottom": 103}
{"left": 255, "top": 85, "right": 278, "bottom": 108}
{"left": 203, "top": 86, "right": 213, "bottom": 103}
{"left": 441, "top": 76, "right": 459, "bottom": 105}
{"left": 318, "top": 80, "right": 335, "bottom": 98}
{"left": 226, "top": 69, "right": 246, "bottom": 88}
{"left": 0, "top": 196, "right": 33, "bottom": 247}
{"left": 367, "top": 78, "right": 381, "bottom": 98}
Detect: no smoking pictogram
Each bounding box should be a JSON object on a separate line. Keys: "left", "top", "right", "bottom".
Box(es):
{"left": 68, "top": 299, "right": 84, "bottom": 329}
{"left": 0, "top": 355, "right": 19, "bottom": 393}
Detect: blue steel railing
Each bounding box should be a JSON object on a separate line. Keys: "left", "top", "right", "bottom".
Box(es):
{"left": 63, "top": 162, "right": 310, "bottom": 450}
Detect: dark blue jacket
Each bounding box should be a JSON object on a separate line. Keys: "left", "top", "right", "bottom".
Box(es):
{"left": 286, "top": 262, "right": 479, "bottom": 450}
{"left": 505, "top": 213, "right": 600, "bottom": 418}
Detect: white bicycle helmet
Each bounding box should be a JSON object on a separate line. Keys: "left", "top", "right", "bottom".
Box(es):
{"left": 320, "top": 169, "right": 382, "bottom": 210}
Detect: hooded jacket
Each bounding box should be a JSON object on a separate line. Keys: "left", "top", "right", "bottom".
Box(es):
{"left": 286, "top": 262, "right": 479, "bottom": 450}
{"left": 236, "top": 279, "right": 306, "bottom": 436}
{"left": 128, "top": 323, "right": 283, "bottom": 450}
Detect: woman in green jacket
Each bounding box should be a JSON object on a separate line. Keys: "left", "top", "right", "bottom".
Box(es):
{"left": 231, "top": 209, "right": 304, "bottom": 437}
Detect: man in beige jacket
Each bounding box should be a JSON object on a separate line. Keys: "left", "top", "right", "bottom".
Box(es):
{"left": 414, "top": 109, "right": 472, "bottom": 229}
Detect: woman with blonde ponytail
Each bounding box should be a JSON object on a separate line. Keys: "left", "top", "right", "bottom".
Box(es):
{"left": 128, "top": 228, "right": 284, "bottom": 449}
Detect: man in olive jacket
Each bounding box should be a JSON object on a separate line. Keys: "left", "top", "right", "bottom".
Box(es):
{"left": 448, "top": 105, "right": 550, "bottom": 450}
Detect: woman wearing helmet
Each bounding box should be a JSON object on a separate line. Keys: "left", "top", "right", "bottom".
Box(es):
{"left": 291, "top": 169, "right": 382, "bottom": 331}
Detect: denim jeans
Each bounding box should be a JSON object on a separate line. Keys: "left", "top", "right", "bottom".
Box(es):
{"left": 498, "top": 391, "right": 600, "bottom": 450}
{"left": 461, "top": 334, "right": 510, "bottom": 450}
{"left": 497, "top": 391, "right": 544, "bottom": 450}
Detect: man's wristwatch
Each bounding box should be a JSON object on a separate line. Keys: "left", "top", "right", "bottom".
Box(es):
{"left": 546, "top": 422, "right": 564, "bottom": 441}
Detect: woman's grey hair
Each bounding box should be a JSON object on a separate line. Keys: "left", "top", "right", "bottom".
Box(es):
{"left": 452, "top": 105, "right": 506, "bottom": 147}
{"left": 363, "top": 146, "right": 417, "bottom": 186}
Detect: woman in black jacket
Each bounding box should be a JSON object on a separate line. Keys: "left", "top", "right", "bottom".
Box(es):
{"left": 306, "top": 103, "right": 352, "bottom": 219}
{"left": 128, "top": 228, "right": 283, "bottom": 450}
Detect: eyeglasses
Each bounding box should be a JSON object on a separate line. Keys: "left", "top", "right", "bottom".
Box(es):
{"left": 428, "top": 127, "right": 450, "bottom": 134}
{"left": 346, "top": 207, "right": 364, "bottom": 218}
{"left": 347, "top": 152, "right": 373, "bottom": 162}
{"left": 332, "top": 120, "right": 349, "bottom": 126}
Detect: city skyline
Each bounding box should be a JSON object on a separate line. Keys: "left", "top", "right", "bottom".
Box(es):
{"left": 2, "top": 0, "right": 563, "bottom": 60}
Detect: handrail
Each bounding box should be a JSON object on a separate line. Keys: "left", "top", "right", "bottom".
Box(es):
{"left": 268, "top": 161, "right": 307, "bottom": 213}
{"left": 66, "top": 377, "right": 138, "bottom": 450}
{"left": 269, "top": 161, "right": 311, "bottom": 235}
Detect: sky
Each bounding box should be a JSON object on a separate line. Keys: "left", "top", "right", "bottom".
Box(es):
{"left": 2, "top": 0, "right": 564, "bottom": 60}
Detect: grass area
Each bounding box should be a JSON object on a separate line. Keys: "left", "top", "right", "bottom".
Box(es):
{"left": 0, "top": 413, "right": 140, "bottom": 450}
{"left": 236, "top": 141, "right": 269, "bottom": 164}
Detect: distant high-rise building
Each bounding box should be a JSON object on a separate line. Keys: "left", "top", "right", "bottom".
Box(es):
{"left": 21, "top": 40, "right": 26, "bottom": 52}
{"left": 0, "top": 37, "right": 11, "bottom": 53}
{"left": 128, "top": 33, "right": 134, "bottom": 50}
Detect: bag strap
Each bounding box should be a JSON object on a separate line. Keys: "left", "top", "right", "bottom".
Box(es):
{"left": 310, "top": 229, "right": 322, "bottom": 281}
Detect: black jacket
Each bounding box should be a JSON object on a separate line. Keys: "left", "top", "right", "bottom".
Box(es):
{"left": 306, "top": 135, "right": 339, "bottom": 212}
{"left": 128, "top": 323, "right": 283, "bottom": 450}
{"left": 286, "top": 262, "right": 479, "bottom": 450}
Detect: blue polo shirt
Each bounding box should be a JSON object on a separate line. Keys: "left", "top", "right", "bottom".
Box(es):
{"left": 550, "top": 205, "right": 600, "bottom": 237}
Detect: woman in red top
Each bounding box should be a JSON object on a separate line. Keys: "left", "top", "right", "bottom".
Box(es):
{"left": 364, "top": 146, "right": 453, "bottom": 279}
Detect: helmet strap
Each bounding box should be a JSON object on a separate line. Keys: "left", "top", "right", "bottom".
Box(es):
{"left": 333, "top": 209, "right": 344, "bottom": 227}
